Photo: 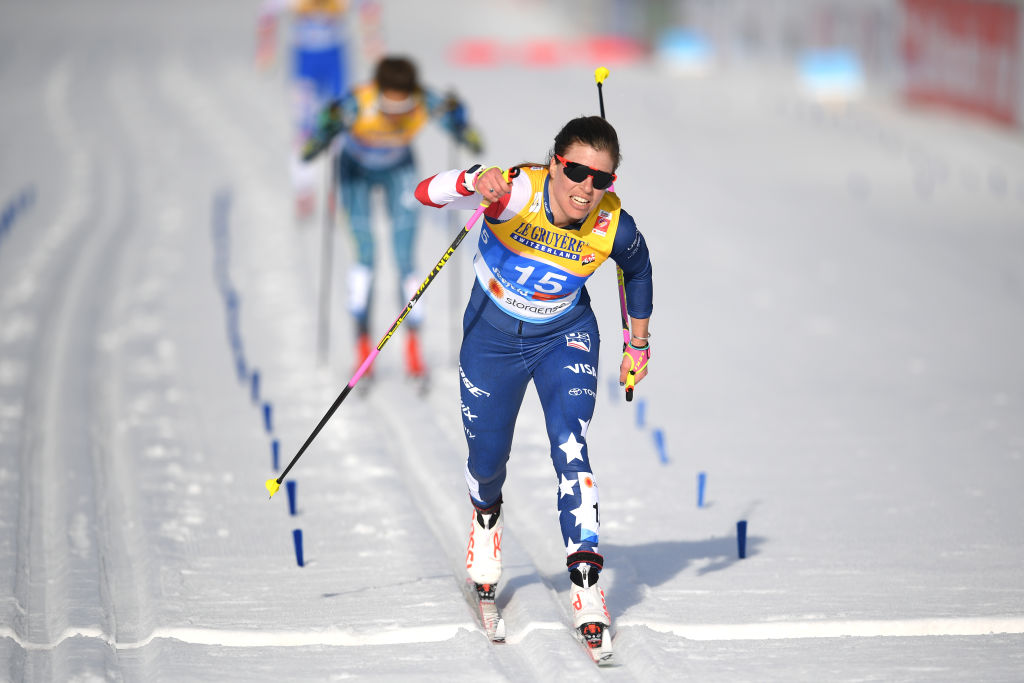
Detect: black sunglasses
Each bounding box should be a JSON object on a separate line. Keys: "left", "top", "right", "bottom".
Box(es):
{"left": 554, "top": 154, "right": 616, "bottom": 190}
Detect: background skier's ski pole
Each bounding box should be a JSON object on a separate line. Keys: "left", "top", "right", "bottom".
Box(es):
{"left": 594, "top": 66, "right": 636, "bottom": 401}
{"left": 266, "top": 195, "right": 497, "bottom": 498}
{"left": 317, "top": 141, "right": 338, "bottom": 365}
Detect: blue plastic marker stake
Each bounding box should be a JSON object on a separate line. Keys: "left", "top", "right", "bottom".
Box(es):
{"left": 636, "top": 399, "right": 646, "bottom": 428}
{"left": 251, "top": 370, "right": 260, "bottom": 403}
{"left": 737, "top": 520, "right": 748, "bottom": 559}
{"left": 263, "top": 402, "right": 272, "bottom": 433}
{"left": 235, "top": 355, "right": 246, "bottom": 382}
{"left": 652, "top": 429, "right": 668, "bottom": 464}
{"left": 292, "top": 529, "right": 304, "bottom": 567}
{"left": 228, "top": 313, "right": 241, "bottom": 346}
{"left": 226, "top": 295, "right": 239, "bottom": 336}
{"left": 697, "top": 472, "right": 707, "bottom": 507}
{"left": 286, "top": 480, "right": 297, "bottom": 516}
{"left": 226, "top": 291, "right": 241, "bottom": 350}
{"left": 271, "top": 439, "right": 279, "bottom": 470}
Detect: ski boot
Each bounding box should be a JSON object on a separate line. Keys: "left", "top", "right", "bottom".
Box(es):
{"left": 466, "top": 498, "right": 502, "bottom": 585}
{"left": 465, "top": 499, "right": 504, "bottom": 641}
{"left": 294, "top": 188, "right": 315, "bottom": 222}
{"left": 405, "top": 329, "right": 429, "bottom": 394}
{"left": 568, "top": 552, "right": 614, "bottom": 665}
{"left": 405, "top": 329, "right": 427, "bottom": 378}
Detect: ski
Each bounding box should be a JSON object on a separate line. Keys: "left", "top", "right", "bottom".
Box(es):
{"left": 574, "top": 622, "right": 614, "bottom": 666}
{"left": 463, "top": 579, "right": 505, "bottom": 642}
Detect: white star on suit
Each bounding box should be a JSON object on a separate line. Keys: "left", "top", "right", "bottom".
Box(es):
{"left": 571, "top": 502, "right": 593, "bottom": 528}
{"left": 559, "top": 474, "right": 578, "bottom": 498}
{"left": 578, "top": 418, "right": 590, "bottom": 438}
{"left": 559, "top": 433, "right": 584, "bottom": 464}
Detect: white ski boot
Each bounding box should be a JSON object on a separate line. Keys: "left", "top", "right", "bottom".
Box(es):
{"left": 466, "top": 501, "right": 502, "bottom": 584}
{"left": 569, "top": 556, "right": 613, "bottom": 665}
{"left": 465, "top": 501, "right": 504, "bottom": 641}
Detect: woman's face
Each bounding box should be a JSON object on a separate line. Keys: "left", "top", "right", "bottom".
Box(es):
{"left": 547, "top": 142, "right": 615, "bottom": 227}
{"left": 378, "top": 88, "right": 415, "bottom": 121}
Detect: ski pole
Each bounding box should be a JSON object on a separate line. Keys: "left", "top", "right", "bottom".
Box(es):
{"left": 616, "top": 264, "right": 636, "bottom": 401}
{"left": 266, "top": 193, "right": 498, "bottom": 498}
{"left": 594, "top": 66, "right": 636, "bottom": 402}
{"left": 447, "top": 107, "right": 462, "bottom": 367}
{"left": 317, "top": 142, "right": 338, "bottom": 365}
{"left": 595, "top": 66, "right": 608, "bottom": 118}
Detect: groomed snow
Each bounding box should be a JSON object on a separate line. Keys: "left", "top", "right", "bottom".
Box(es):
{"left": 2, "top": 1, "right": 1023, "bottom": 680}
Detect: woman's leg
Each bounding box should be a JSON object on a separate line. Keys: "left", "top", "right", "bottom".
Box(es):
{"left": 530, "top": 318, "right": 602, "bottom": 556}
{"left": 338, "top": 153, "right": 375, "bottom": 334}
{"left": 458, "top": 308, "right": 531, "bottom": 508}
{"left": 382, "top": 161, "right": 423, "bottom": 325}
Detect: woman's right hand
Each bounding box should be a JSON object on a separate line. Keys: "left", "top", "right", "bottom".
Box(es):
{"left": 474, "top": 166, "right": 512, "bottom": 202}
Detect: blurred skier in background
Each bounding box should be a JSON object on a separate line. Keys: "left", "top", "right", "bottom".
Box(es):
{"left": 305, "top": 55, "right": 483, "bottom": 380}
{"left": 413, "top": 115, "right": 653, "bottom": 658}
{"left": 256, "top": 0, "right": 368, "bottom": 220}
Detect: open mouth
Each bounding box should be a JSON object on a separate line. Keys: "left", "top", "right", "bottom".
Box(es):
{"left": 570, "top": 194, "right": 590, "bottom": 208}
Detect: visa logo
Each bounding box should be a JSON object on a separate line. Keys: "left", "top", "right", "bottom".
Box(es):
{"left": 564, "top": 363, "right": 597, "bottom": 377}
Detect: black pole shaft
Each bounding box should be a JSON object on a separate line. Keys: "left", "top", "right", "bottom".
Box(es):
{"left": 317, "top": 149, "right": 337, "bottom": 364}
{"left": 448, "top": 136, "right": 461, "bottom": 366}
{"left": 597, "top": 71, "right": 634, "bottom": 401}
{"left": 277, "top": 383, "right": 353, "bottom": 483}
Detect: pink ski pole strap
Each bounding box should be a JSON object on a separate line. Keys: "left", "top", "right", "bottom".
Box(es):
{"left": 622, "top": 340, "right": 651, "bottom": 374}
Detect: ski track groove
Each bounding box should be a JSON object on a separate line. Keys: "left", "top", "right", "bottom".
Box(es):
{"left": 8, "top": 51, "right": 152, "bottom": 679}
{"left": 11, "top": 55, "right": 99, "bottom": 666}
{"left": 6, "top": 42, "right": 272, "bottom": 678}
{"left": 95, "top": 58, "right": 201, "bottom": 679}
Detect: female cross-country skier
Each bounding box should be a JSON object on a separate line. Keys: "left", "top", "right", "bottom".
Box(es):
{"left": 256, "top": 0, "right": 358, "bottom": 220}
{"left": 306, "top": 56, "right": 483, "bottom": 378}
{"left": 414, "top": 115, "right": 653, "bottom": 654}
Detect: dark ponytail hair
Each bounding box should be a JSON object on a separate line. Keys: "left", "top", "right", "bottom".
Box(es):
{"left": 513, "top": 115, "right": 621, "bottom": 172}
{"left": 552, "top": 116, "right": 620, "bottom": 169}
{"left": 374, "top": 56, "right": 420, "bottom": 94}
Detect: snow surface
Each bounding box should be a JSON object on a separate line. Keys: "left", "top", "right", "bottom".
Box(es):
{"left": 2, "top": 1, "right": 1024, "bottom": 680}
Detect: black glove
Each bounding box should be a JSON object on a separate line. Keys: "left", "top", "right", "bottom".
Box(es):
{"left": 442, "top": 92, "right": 467, "bottom": 127}
{"left": 441, "top": 92, "right": 482, "bottom": 154}
{"left": 459, "top": 126, "right": 484, "bottom": 155}
{"left": 302, "top": 100, "right": 345, "bottom": 161}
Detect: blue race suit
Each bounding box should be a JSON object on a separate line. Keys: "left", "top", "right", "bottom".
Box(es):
{"left": 418, "top": 165, "right": 653, "bottom": 556}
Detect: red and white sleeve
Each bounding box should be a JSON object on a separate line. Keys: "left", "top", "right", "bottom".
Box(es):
{"left": 414, "top": 168, "right": 478, "bottom": 208}
{"left": 415, "top": 166, "right": 530, "bottom": 223}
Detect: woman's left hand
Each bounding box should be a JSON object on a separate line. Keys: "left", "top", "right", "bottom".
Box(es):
{"left": 619, "top": 340, "right": 650, "bottom": 388}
